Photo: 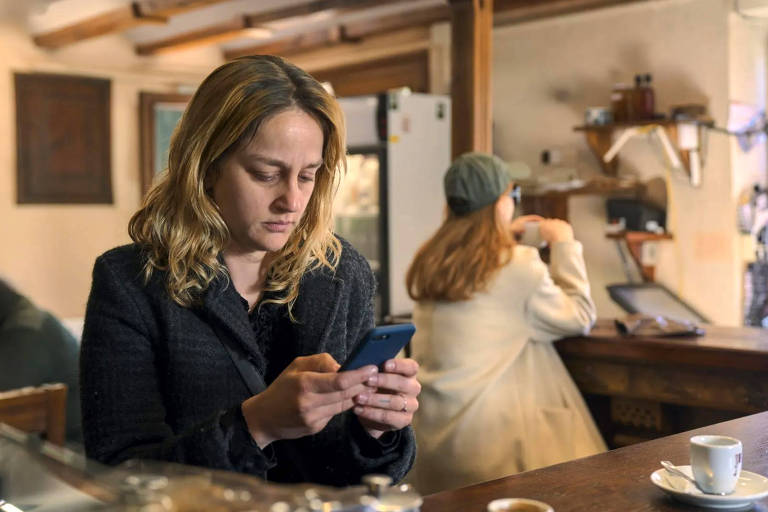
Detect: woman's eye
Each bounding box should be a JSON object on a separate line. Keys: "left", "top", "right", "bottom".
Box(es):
{"left": 251, "top": 171, "right": 277, "bottom": 182}
{"left": 299, "top": 173, "right": 316, "bottom": 183}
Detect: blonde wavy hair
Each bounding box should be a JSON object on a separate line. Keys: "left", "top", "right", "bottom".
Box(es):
{"left": 406, "top": 188, "right": 516, "bottom": 302}
{"left": 129, "top": 55, "right": 345, "bottom": 316}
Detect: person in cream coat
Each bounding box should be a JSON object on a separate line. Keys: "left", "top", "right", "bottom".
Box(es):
{"left": 406, "top": 152, "right": 606, "bottom": 494}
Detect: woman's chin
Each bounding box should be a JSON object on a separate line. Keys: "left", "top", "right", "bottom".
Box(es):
{"left": 256, "top": 233, "right": 292, "bottom": 253}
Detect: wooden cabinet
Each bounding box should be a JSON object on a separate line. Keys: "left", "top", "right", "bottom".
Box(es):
{"left": 555, "top": 320, "right": 768, "bottom": 448}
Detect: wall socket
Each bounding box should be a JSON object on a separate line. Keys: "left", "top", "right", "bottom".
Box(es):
{"left": 541, "top": 148, "right": 563, "bottom": 165}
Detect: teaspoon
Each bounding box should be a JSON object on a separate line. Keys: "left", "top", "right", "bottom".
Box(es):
{"left": 660, "top": 460, "right": 727, "bottom": 495}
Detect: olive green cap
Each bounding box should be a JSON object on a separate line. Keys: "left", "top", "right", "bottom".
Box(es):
{"left": 444, "top": 152, "right": 531, "bottom": 215}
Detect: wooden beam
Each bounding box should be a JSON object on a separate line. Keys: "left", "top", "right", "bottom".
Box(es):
{"left": 289, "top": 26, "right": 431, "bottom": 73}
{"left": 33, "top": 4, "right": 157, "bottom": 49}
{"left": 243, "top": 0, "right": 413, "bottom": 26}
{"left": 493, "top": 0, "right": 649, "bottom": 25}
{"left": 224, "top": 27, "right": 343, "bottom": 60}
{"left": 135, "top": 0, "right": 232, "bottom": 18}
{"left": 137, "top": 16, "right": 249, "bottom": 55}
{"left": 449, "top": 0, "right": 493, "bottom": 158}
{"left": 137, "top": 0, "right": 415, "bottom": 56}
{"left": 342, "top": 5, "right": 450, "bottom": 40}
{"left": 225, "top": 5, "right": 449, "bottom": 61}
{"left": 32, "top": 0, "right": 232, "bottom": 49}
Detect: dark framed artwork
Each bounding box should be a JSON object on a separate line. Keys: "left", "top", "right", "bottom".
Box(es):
{"left": 139, "top": 92, "right": 191, "bottom": 197}
{"left": 15, "top": 73, "right": 112, "bottom": 203}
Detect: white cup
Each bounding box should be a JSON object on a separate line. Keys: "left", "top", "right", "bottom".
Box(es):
{"left": 487, "top": 498, "right": 553, "bottom": 512}
{"left": 690, "top": 435, "right": 743, "bottom": 494}
{"left": 518, "top": 222, "right": 545, "bottom": 248}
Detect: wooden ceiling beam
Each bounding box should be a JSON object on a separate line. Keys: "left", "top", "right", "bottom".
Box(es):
{"left": 32, "top": 0, "right": 232, "bottom": 49}
{"left": 135, "top": 0, "right": 233, "bottom": 18}
{"left": 224, "top": 5, "right": 450, "bottom": 61}
{"left": 136, "top": 0, "right": 416, "bottom": 56}
{"left": 136, "top": 16, "right": 250, "bottom": 55}
{"left": 33, "top": 4, "right": 159, "bottom": 49}
{"left": 493, "top": 0, "right": 650, "bottom": 25}
{"left": 243, "top": 0, "right": 414, "bottom": 25}
{"left": 225, "top": 27, "right": 344, "bottom": 60}
{"left": 342, "top": 5, "right": 450, "bottom": 41}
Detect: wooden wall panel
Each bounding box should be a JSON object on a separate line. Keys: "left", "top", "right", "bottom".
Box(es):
{"left": 15, "top": 73, "right": 112, "bottom": 204}
{"left": 311, "top": 50, "right": 429, "bottom": 97}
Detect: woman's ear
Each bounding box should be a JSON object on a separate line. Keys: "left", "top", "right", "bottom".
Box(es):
{"left": 495, "top": 193, "right": 514, "bottom": 223}
{"left": 203, "top": 165, "right": 219, "bottom": 194}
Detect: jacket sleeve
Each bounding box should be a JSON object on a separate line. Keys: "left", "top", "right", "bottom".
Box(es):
{"left": 80, "top": 253, "right": 275, "bottom": 475}
{"left": 524, "top": 241, "right": 597, "bottom": 342}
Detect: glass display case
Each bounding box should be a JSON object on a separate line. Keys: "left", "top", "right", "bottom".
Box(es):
{"left": 335, "top": 91, "right": 451, "bottom": 322}
{"left": 0, "top": 424, "right": 421, "bottom": 512}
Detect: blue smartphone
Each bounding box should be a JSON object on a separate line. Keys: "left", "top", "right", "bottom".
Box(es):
{"left": 338, "top": 323, "right": 416, "bottom": 371}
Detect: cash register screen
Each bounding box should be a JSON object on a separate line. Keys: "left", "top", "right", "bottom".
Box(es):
{"left": 607, "top": 284, "right": 708, "bottom": 324}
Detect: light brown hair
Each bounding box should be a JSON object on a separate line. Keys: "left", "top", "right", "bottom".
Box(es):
{"left": 129, "top": 55, "right": 345, "bottom": 316}
{"left": 406, "top": 190, "right": 516, "bottom": 302}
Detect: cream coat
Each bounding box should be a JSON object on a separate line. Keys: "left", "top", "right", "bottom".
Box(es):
{"left": 408, "top": 241, "right": 606, "bottom": 495}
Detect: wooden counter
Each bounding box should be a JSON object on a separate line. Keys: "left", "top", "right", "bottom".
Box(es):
{"left": 554, "top": 320, "right": 768, "bottom": 447}
{"left": 421, "top": 411, "right": 768, "bottom": 512}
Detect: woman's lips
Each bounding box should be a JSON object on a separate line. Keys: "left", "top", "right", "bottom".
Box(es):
{"left": 263, "top": 221, "right": 293, "bottom": 233}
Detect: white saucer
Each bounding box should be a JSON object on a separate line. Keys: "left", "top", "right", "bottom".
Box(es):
{"left": 651, "top": 465, "right": 768, "bottom": 509}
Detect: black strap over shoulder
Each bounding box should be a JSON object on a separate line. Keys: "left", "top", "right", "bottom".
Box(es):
{"left": 209, "top": 321, "right": 266, "bottom": 395}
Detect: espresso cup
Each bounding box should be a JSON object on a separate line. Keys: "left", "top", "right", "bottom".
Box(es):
{"left": 487, "top": 498, "right": 553, "bottom": 512}
{"left": 518, "top": 222, "right": 545, "bottom": 248}
{"left": 690, "top": 435, "right": 743, "bottom": 494}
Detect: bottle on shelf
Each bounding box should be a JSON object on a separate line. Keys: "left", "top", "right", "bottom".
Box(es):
{"left": 633, "top": 73, "right": 655, "bottom": 120}
{"left": 611, "top": 83, "right": 634, "bottom": 122}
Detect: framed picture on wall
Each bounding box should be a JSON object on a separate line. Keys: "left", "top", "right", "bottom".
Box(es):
{"left": 139, "top": 92, "right": 191, "bottom": 197}
{"left": 16, "top": 73, "right": 112, "bottom": 203}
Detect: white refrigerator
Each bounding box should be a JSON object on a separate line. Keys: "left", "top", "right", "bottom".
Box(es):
{"left": 335, "top": 90, "right": 451, "bottom": 322}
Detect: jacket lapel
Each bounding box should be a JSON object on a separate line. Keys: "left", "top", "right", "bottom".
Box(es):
{"left": 198, "top": 259, "right": 345, "bottom": 380}
{"left": 200, "top": 276, "right": 262, "bottom": 361}
{"left": 292, "top": 268, "right": 343, "bottom": 355}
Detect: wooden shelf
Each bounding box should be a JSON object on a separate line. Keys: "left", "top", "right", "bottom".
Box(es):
{"left": 574, "top": 119, "right": 713, "bottom": 179}
{"left": 607, "top": 231, "right": 673, "bottom": 281}
{"left": 520, "top": 177, "right": 646, "bottom": 222}
{"left": 525, "top": 176, "right": 645, "bottom": 197}
{"left": 606, "top": 230, "right": 673, "bottom": 241}
{"left": 574, "top": 119, "right": 685, "bottom": 131}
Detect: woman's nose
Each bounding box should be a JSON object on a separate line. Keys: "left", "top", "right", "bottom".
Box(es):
{"left": 275, "top": 178, "right": 301, "bottom": 212}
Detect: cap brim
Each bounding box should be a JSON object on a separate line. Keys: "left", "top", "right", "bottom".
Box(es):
{"left": 507, "top": 161, "right": 531, "bottom": 180}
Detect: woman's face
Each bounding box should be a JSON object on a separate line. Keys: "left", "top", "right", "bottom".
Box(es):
{"left": 495, "top": 188, "right": 516, "bottom": 224}
{"left": 212, "top": 108, "right": 324, "bottom": 254}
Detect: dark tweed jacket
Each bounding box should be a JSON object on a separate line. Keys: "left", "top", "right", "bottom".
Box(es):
{"left": 80, "top": 238, "right": 415, "bottom": 486}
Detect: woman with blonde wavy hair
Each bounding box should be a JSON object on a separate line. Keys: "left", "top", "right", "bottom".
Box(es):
{"left": 80, "top": 55, "right": 418, "bottom": 485}
{"left": 406, "top": 152, "right": 605, "bottom": 494}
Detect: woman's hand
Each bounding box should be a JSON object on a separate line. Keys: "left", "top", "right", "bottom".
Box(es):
{"left": 241, "top": 353, "right": 377, "bottom": 448}
{"left": 538, "top": 218, "right": 575, "bottom": 243}
{"left": 352, "top": 358, "right": 421, "bottom": 439}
